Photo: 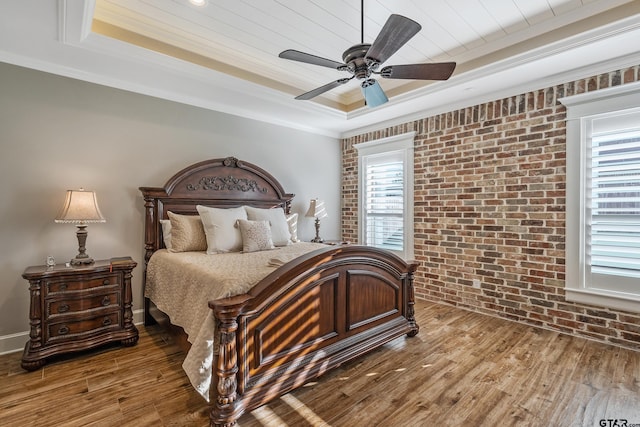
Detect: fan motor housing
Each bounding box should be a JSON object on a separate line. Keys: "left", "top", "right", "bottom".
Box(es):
{"left": 343, "top": 43, "right": 372, "bottom": 80}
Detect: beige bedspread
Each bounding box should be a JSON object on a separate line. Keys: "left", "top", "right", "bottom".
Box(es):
{"left": 145, "top": 242, "right": 325, "bottom": 401}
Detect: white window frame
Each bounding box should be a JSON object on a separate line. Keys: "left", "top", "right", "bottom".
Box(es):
{"left": 561, "top": 82, "right": 640, "bottom": 313}
{"left": 355, "top": 132, "right": 414, "bottom": 260}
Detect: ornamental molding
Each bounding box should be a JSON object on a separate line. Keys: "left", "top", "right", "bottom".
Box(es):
{"left": 187, "top": 176, "right": 267, "bottom": 193}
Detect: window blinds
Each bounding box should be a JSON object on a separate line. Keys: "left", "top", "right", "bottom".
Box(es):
{"left": 364, "top": 153, "right": 404, "bottom": 252}
{"left": 590, "top": 131, "right": 640, "bottom": 278}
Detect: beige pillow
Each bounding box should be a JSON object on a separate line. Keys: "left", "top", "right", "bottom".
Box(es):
{"left": 167, "top": 212, "right": 207, "bottom": 252}
{"left": 160, "top": 219, "right": 172, "bottom": 250}
{"left": 196, "top": 205, "right": 247, "bottom": 254}
{"left": 238, "top": 219, "right": 275, "bottom": 253}
{"left": 244, "top": 206, "right": 291, "bottom": 246}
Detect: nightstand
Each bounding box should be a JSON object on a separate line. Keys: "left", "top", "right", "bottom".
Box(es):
{"left": 21, "top": 257, "right": 138, "bottom": 370}
{"left": 322, "top": 240, "right": 350, "bottom": 245}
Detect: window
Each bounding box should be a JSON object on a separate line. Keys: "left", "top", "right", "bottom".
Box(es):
{"left": 355, "top": 132, "right": 414, "bottom": 260}
{"left": 590, "top": 129, "right": 640, "bottom": 277}
{"left": 562, "top": 82, "right": 640, "bottom": 312}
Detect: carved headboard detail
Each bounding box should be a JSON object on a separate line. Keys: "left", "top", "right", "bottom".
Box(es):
{"left": 139, "top": 157, "right": 294, "bottom": 264}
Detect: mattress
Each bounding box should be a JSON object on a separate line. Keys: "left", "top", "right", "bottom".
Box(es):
{"left": 144, "top": 242, "right": 325, "bottom": 401}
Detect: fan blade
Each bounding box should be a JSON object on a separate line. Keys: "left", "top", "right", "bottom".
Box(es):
{"left": 279, "top": 49, "right": 346, "bottom": 70}
{"left": 361, "top": 79, "right": 388, "bottom": 108}
{"left": 295, "top": 77, "right": 353, "bottom": 100}
{"left": 365, "top": 15, "right": 421, "bottom": 66}
{"left": 380, "top": 62, "right": 456, "bottom": 80}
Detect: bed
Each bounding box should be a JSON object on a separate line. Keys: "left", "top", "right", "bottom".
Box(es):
{"left": 139, "top": 156, "right": 419, "bottom": 427}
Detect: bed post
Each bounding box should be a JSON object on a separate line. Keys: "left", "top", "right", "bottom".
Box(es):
{"left": 142, "top": 195, "right": 157, "bottom": 265}
{"left": 209, "top": 295, "right": 251, "bottom": 427}
{"left": 406, "top": 262, "right": 420, "bottom": 337}
{"left": 143, "top": 195, "right": 157, "bottom": 326}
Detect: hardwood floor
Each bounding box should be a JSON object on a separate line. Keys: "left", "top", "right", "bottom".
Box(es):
{"left": 1, "top": 300, "right": 639, "bottom": 426}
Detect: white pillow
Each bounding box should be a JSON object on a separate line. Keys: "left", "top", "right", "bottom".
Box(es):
{"left": 244, "top": 206, "right": 291, "bottom": 246}
{"left": 160, "top": 219, "right": 172, "bottom": 250}
{"left": 286, "top": 213, "right": 300, "bottom": 243}
{"left": 196, "top": 205, "right": 247, "bottom": 254}
{"left": 237, "top": 219, "right": 275, "bottom": 253}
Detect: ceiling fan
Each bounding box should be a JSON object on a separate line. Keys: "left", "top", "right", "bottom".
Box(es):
{"left": 278, "top": 0, "right": 456, "bottom": 108}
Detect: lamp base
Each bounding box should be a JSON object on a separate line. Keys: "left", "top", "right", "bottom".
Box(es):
{"left": 70, "top": 223, "right": 95, "bottom": 266}
{"left": 311, "top": 217, "right": 323, "bottom": 243}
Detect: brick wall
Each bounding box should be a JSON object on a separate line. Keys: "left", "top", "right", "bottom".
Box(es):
{"left": 342, "top": 65, "right": 640, "bottom": 351}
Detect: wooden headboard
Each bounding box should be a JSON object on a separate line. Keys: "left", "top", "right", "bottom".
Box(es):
{"left": 139, "top": 156, "right": 294, "bottom": 265}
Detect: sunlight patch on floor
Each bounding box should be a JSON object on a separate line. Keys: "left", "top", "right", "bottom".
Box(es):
{"left": 281, "top": 394, "right": 331, "bottom": 427}
{"left": 250, "top": 405, "right": 287, "bottom": 426}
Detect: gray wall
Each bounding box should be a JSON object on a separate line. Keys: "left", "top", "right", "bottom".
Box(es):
{"left": 0, "top": 62, "right": 341, "bottom": 353}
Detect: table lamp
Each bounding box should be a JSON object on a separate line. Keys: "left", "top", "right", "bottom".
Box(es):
{"left": 55, "top": 188, "right": 105, "bottom": 265}
{"left": 305, "top": 198, "right": 327, "bottom": 243}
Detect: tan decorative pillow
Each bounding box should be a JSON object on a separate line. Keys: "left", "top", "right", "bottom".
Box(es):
{"left": 244, "top": 206, "right": 291, "bottom": 246}
{"left": 238, "top": 219, "right": 275, "bottom": 253}
{"left": 167, "top": 212, "right": 207, "bottom": 252}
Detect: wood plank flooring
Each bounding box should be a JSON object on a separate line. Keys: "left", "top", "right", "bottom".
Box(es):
{"left": 1, "top": 300, "right": 639, "bottom": 426}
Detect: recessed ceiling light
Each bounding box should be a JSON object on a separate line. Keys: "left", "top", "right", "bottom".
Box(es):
{"left": 189, "top": 0, "right": 206, "bottom": 6}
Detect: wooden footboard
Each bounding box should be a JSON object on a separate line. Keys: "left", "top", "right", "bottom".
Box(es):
{"left": 209, "top": 245, "right": 419, "bottom": 427}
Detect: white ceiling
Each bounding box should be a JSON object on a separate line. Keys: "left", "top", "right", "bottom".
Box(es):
{"left": 1, "top": 0, "right": 640, "bottom": 137}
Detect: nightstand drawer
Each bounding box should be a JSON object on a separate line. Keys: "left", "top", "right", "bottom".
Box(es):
{"left": 47, "top": 291, "right": 121, "bottom": 317}
{"left": 46, "top": 312, "right": 121, "bottom": 342}
{"left": 46, "top": 273, "right": 119, "bottom": 294}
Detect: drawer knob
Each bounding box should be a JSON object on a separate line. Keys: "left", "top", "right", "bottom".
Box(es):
{"left": 102, "top": 317, "right": 112, "bottom": 326}
{"left": 58, "top": 304, "right": 70, "bottom": 313}
{"left": 102, "top": 279, "right": 110, "bottom": 285}
{"left": 58, "top": 325, "right": 69, "bottom": 335}
{"left": 102, "top": 296, "right": 111, "bottom": 306}
{"left": 59, "top": 284, "right": 68, "bottom": 291}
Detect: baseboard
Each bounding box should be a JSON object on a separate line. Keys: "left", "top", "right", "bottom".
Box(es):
{"left": 133, "top": 308, "right": 144, "bottom": 327}
{"left": 0, "top": 309, "right": 146, "bottom": 356}
{"left": 0, "top": 331, "right": 27, "bottom": 356}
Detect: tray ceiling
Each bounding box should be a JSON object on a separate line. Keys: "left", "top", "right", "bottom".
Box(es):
{"left": 1, "top": 0, "right": 640, "bottom": 136}
{"left": 92, "top": 0, "right": 637, "bottom": 111}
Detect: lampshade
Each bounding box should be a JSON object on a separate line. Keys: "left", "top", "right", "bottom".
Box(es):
{"left": 55, "top": 189, "right": 105, "bottom": 223}
{"left": 305, "top": 199, "right": 328, "bottom": 219}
